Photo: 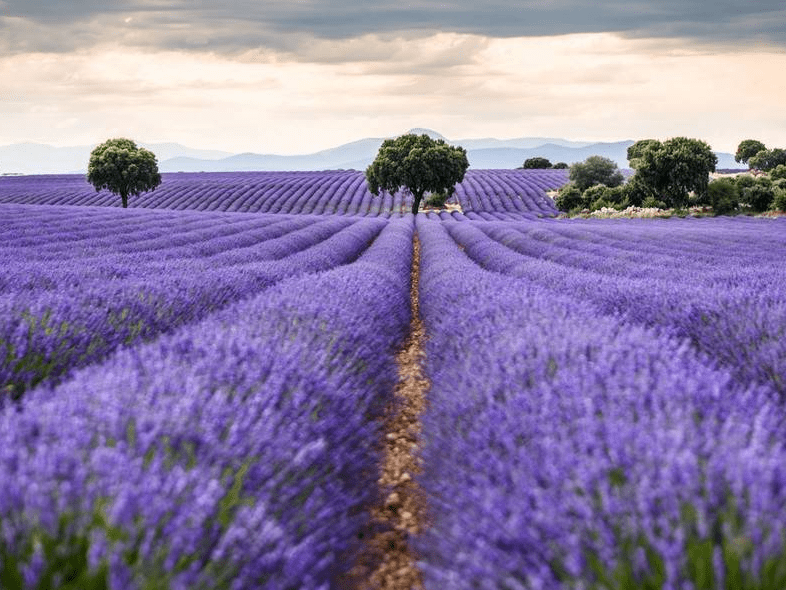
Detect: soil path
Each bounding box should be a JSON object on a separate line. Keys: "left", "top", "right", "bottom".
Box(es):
{"left": 346, "top": 232, "right": 429, "bottom": 589}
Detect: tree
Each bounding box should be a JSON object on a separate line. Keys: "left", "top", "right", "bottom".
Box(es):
{"left": 551, "top": 162, "right": 569, "bottom": 169}
{"left": 569, "top": 156, "right": 624, "bottom": 192}
{"left": 748, "top": 148, "right": 786, "bottom": 172}
{"left": 87, "top": 138, "right": 162, "bottom": 208}
{"left": 365, "top": 133, "right": 468, "bottom": 215}
{"left": 735, "top": 139, "right": 766, "bottom": 165}
{"left": 521, "top": 157, "right": 552, "bottom": 169}
{"left": 627, "top": 137, "right": 717, "bottom": 208}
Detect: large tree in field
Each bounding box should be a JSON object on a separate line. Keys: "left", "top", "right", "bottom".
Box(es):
{"left": 365, "top": 133, "right": 469, "bottom": 215}
{"left": 87, "top": 138, "right": 162, "bottom": 208}
{"left": 627, "top": 137, "right": 717, "bottom": 208}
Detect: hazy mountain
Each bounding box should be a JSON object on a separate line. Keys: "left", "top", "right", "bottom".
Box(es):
{"left": 0, "top": 130, "right": 739, "bottom": 175}
{"left": 0, "top": 142, "right": 233, "bottom": 175}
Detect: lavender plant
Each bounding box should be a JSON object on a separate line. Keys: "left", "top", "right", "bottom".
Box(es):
{"left": 0, "top": 218, "right": 414, "bottom": 589}
{"left": 415, "top": 215, "right": 786, "bottom": 589}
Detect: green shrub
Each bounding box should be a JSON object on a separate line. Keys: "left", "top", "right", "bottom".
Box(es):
{"left": 590, "top": 198, "right": 615, "bottom": 212}
{"left": 552, "top": 162, "right": 569, "bottom": 169}
{"left": 734, "top": 174, "right": 757, "bottom": 190}
{"left": 771, "top": 188, "right": 786, "bottom": 212}
{"left": 741, "top": 183, "right": 775, "bottom": 211}
{"left": 425, "top": 192, "right": 448, "bottom": 208}
{"left": 641, "top": 196, "right": 667, "bottom": 209}
{"left": 554, "top": 183, "right": 585, "bottom": 212}
{"left": 770, "top": 164, "right": 786, "bottom": 180}
{"left": 707, "top": 177, "right": 740, "bottom": 215}
{"left": 582, "top": 184, "right": 626, "bottom": 209}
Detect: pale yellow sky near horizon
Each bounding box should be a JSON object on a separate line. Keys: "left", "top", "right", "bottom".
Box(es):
{"left": 2, "top": 32, "right": 785, "bottom": 154}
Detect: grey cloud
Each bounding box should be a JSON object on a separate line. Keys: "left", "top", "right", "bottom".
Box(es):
{"left": 1, "top": 0, "right": 785, "bottom": 55}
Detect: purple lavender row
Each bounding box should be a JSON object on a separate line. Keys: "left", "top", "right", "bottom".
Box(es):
{"left": 444, "top": 218, "right": 786, "bottom": 396}
{"left": 414, "top": 216, "right": 786, "bottom": 589}
{"left": 0, "top": 218, "right": 414, "bottom": 589}
{"left": 0, "top": 170, "right": 567, "bottom": 217}
{"left": 1, "top": 208, "right": 386, "bottom": 398}
{"left": 0, "top": 206, "right": 355, "bottom": 293}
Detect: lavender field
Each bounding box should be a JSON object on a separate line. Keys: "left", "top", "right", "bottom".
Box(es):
{"left": 0, "top": 169, "right": 565, "bottom": 220}
{"left": 1, "top": 173, "right": 785, "bottom": 589}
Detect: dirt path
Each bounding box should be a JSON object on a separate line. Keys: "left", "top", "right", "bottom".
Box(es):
{"left": 345, "top": 233, "right": 429, "bottom": 590}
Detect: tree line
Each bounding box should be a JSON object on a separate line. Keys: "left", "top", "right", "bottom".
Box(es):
{"left": 83, "top": 135, "right": 785, "bottom": 215}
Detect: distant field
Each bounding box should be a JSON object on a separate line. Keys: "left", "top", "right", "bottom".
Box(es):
{"left": 0, "top": 168, "right": 568, "bottom": 219}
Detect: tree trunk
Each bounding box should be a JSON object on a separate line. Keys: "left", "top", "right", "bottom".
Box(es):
{"left": 121, "top": 192, "right": 128, "bottom": 208}
{"left": 411, "top": 191, "right": 423, "bottom": 215}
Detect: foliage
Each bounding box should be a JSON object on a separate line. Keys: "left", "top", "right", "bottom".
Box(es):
{"left": 626, "top": 139, "right": 661, "bottom": 168}
{"left": 569, "top": 156, "right": 624, "bottom": 192}
{"left": 365, "top": 133, "right": 469, "bottom": 215}
{"left": 584, "top": 185, "right": 627, "bottom": 211}
{"left": 521, "top": 157, "right": 552, "bottom": 169}
{"left": 707, "top": 177, "right": 740, "bottom": 215}
{"left": 771, "top": 188, "right": 786, "bottom": 212}
{"left": 627, "top": 137, "right": 717, "bottom": 209}
{"left": 425, "top": 191, "right": 448, "bottom": 208}
{"left": 641, "top": 196, "right": 667, "bottom": 209}
{"left": 86, "top": 138, "right": 162, "bottom": 208}
{"left": 554, "top": 183, "right": 585, "bottom": 212}
{"left": 735, "top": 139, "right": 766, "bottom": 165}
{"left": 552, "top": 162, "right": 569, "bottom": 169}
{"left": 770, "top": 164, "right": 786, "bottom": 181}
{"left": 740, "top": 180, "right": 776, "bottom": 212}
{"left": 749, "top": 148, "right": 786, "bottom": 172}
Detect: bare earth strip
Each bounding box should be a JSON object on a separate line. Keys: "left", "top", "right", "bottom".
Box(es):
{"left": 345, "top": 233, "right": 429, "bottom": 590}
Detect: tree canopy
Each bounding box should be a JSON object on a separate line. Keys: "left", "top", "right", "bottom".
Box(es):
{"left": 748, "top": 148, "right": 786, "bottom": 172}
{"left": 627, "top": 137, "right": 717, "bottom": 208}
{"left": 87, "top": 138, "right": 162, "bottom": 208}
{"left": 365, "top": 133, "right": 469, "bottom": 215}
{"left": 569, "top": 155, "right": 624, "bottom": 192}
{"left": 735, "top": 139, "right": 766, "bottom": 165}
{"left": 521, "top": 157, "right": 552, "bottom": 169}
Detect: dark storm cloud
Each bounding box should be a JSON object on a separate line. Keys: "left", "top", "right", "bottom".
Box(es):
{"left": 1, "top": 0, "right": 784, "bottom": 55}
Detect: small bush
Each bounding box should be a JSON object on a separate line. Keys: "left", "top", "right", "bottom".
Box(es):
{"left": 771, "top": 188, "right": 786, "bottom": 212}
{"left": 552, "top": 162, "right": 569, "bottom": 169}
{"left": 770, "top": 164, "right": 786, "bottom": 180}
{"left": 707, "top": 177, "right": 740, "bottom": 215}
{"left": 641, "top": 196, "right": 667, "bottom": 209}
{"left": 425, "top": 192, "right": 448, "bottom": 208}
{"left": 741, "top": 183, "right": 775, "bottom": 212}
{"left": 554, "top": 183, "right": 585, "bottom": 212}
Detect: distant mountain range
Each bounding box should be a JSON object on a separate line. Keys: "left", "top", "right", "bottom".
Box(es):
{"left": 0, "top": 129, "right": 740, "bottom": 175}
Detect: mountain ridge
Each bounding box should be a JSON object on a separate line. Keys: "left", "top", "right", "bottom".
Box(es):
{"left": 0, "top": 131, "right": 739, "bottom": 175}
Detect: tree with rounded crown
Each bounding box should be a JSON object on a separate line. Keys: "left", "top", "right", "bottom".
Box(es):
{"left": 569, "top": 155, "right": 624, "bottom": 192}
{"left": 735, "top": 139, "right": 766, "bottom": 166}
{"left": 365, "top": 133, "right": 469, "bottom": 215}
{"left": 87, "top": 138, "right": 162, "bottom": 208}
{"left": 627, "top": 137, "right": 717, "bottom": 208}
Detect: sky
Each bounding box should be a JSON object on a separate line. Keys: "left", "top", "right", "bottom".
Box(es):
{"left": 1, "top": 1, "right": 785, "bottom": 155}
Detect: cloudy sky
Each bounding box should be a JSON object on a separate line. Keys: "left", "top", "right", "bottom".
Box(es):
{"left": 1, "top": 0, "right": 785, "bottom": 154}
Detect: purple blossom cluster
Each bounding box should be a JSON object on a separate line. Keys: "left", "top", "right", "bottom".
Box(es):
{"left": 0, "top": 169, "right": 567, "bottom": 218}
{"left": 414, "top": 215, "right": 786, "bottom": 589}
{"left": 1, "top": 203, "right": 386, "bottom": 399}
{"left": 0, "top": 214, "right": 414, "bottom": 588}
